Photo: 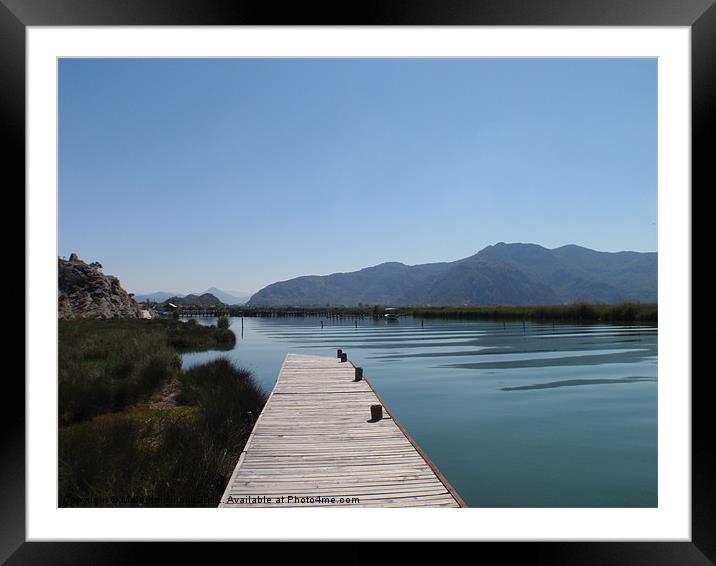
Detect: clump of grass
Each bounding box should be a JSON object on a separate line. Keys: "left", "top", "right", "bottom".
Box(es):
{"left": 217, "top": 315, "right": 230, "bottom": 330}
{"left": 59, "top": 319, "right": 236, "bottom": 425}
{"left": 59, "top": 406, "right": 206, "bottom": 506}
{"left": 59, "top": 320, "right": 181, "bottom": 425}
{"left": 178, "top": 358, "right": 266, "bottom": 444}
{"left": 165, "top": 319, "right": 235, "bottom": 351}
{"left": 59, "top": 358, "right": 267, "bottom": 507}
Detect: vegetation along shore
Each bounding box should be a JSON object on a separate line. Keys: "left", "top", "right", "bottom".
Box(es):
{"left": 166, "top": 302, "right": 657, "bottom": 323}
{"left": 409, "top": 303, "right": 657, "bottom": 323}
{"left": 59, "top": 317, "right": 267, "bottom": 507}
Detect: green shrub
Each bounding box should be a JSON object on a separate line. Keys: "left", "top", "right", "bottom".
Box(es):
{"left": 59, "top": 359, "right": 267, "bottom": 507}
{"left": 59, "top": 319, "right": 257, "bottom": 507}
{"left": 59, "top": 319, "right": 235, "bottom": 425}
{"left": 217, "top": 315, "right": 230, "bottom": 330}
{"left": 58, "top": 320, "right": 181, "bottom": 425}
{"left": 178, "top": 358, "right": 266, "bottom": 442}
{"left": 59, "top": 412, "right": 142, "bottom": 504}
{"left": 59, "top": 407, "right": 206, "bottom": 506}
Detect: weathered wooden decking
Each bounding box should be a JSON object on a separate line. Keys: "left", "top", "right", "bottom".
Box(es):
{"left": 220, "top": 353, "right": 464, "bottom": 508}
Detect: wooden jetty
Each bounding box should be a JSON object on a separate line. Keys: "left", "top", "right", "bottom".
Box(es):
{"left": 220, "top": 353, "right": 465, "bottom": 508}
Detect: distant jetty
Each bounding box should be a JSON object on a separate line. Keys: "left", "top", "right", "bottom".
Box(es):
{"left": 171, "top": 303, "right": 657, "bottom": 323}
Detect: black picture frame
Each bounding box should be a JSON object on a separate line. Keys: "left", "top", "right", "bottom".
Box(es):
{"left": 6, "top": 0, "right": 707, "bottom": 563}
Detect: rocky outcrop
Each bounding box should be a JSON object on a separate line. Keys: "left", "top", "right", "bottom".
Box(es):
{"left": 58, "top": 254, "right": 142, "bottom": 320}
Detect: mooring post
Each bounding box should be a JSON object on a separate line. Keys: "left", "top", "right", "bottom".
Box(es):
{"left": 340, "top": 352, "right": 347, "bottom": 362}
{"left": 246, "top": 411, "right": 254, "bottom": 426}
{"left": 337, "top": 348, "right": 342, "bottom": 358}
{"left": 370, "top": 404, "right": 383, "bottom": 422}
{"left": 354, "top": 367, "right": 363, "bottom": 381}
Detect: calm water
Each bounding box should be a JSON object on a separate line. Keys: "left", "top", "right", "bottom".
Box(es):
{"left": 182, "top": 316, "right": 657, "bottom": 507}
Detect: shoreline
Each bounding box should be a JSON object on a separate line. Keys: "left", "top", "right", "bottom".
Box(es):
{"left": 159, "top": 302, "right": 658, "bottom": 324}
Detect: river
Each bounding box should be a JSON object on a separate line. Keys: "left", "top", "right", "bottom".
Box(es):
{"left": 182, "top": 315, "right": 657, "bottom": 507}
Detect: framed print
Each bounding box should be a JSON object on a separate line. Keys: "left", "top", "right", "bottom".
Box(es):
{"left": 6, "top": 0, "right": 709, "bottom": 562}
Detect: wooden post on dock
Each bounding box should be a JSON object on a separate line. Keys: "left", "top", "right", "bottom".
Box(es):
{"left": 370, "top": 404, "right": 383, "bottom": 422}
{"left": 354, "top": 367, "right": 363, "bottom": 381}
{"left": 337, "top": 348, "right": 342, "bottom": 358}
{"left": 340, "top": 352, "right": 347, "bottom": 362}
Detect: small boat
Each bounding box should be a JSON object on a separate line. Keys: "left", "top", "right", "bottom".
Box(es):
{"left": 384, "top": 308, "right": 399, "bottom": 320}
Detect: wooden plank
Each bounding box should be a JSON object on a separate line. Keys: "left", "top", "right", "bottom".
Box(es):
{"left": 219, "top": 353, "right": 464, "bottom": 508}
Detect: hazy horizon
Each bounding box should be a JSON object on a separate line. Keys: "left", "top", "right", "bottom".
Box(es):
{"left": 59, "top": 58, "right": 657, "bottom": 295}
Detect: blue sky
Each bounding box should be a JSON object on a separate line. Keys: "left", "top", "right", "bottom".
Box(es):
{"left": 59, "top": 58, "right": 657, "bottom": 295}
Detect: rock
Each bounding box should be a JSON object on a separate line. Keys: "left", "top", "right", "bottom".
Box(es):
{"left": 58, "top": 256, "right": 142, "bottom": 320}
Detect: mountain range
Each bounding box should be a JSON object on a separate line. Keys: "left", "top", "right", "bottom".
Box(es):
{"left": 134, "top": 288, "right": 252, "bottom": 305}
{"left": 247, "top": 243, "right": 657, "bottom": 306}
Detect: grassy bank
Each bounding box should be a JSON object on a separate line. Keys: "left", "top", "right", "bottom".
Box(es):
{"left": 59, "top": 318, "right": 235, "bottom": 425}
{"left": 59, "top": 319, "right": 265, "bottom": 507}
{"left": 411, "top": 303, "right": 657, "bottom": 323}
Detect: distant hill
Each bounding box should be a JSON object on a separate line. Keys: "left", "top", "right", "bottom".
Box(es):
{"left": 247, "top": 243, "right": 657, "bottom": 306}
{"left": 164, "top": 293, "right": 223, "bottom": 307}
{"left": 136, "top": 288, "right": 251, "bottom": 305}
{"left": 58, "top": 254, "right": 142, "bottom": 319}
{"left": 133, "top": 291, "right": 180, "bottom": 303}
{"left": 202, "top": 288, "right": 252, "bottom": 305}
